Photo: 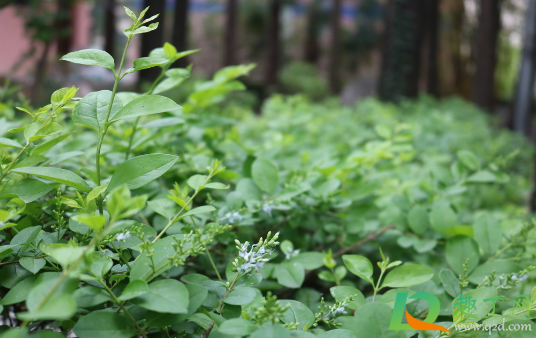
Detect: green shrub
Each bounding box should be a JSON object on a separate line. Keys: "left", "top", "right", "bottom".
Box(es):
{"left": 0, "top": 7, "right": 535, "bottom": 338}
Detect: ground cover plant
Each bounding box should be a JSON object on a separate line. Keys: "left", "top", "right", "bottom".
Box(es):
{"left": 1, "top": 7, "right": 536, "bottom": 338}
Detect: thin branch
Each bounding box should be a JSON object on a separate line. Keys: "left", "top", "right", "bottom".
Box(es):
{"left": 333, "top": 225, "right": 395, "bottom": 258}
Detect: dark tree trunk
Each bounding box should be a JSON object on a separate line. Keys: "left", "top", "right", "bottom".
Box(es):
{"left": 264, "top": 0, "right": 281, "bottom": 94}
{"left": 378, "top": 0, "right": 425, "bottom": 102}
{"left": 104, "top": 0, "right": 116, "bottom": 61}
{"left": 472, "top": 0, "right": 501, "bottom": 112}
{"left": 223, "top": 0, "right": 238, "bottom": 67}
{"left": 56, "top": 0, "right": 73, "bottom": 56}
{"left": 173, "top": 0, "right": 189, "bottom": 67}
{"left": 304, "top": 0, "right": 320, "bottom": 64}
{"left": 513, "top": 0, "right": 536, "bottom": 136}
{"left": 140, "top": 0, "right": 166, "bottom": 82}
{"left": 424, "top": 0, "right": 439, "bottom": 96}
{"left": 328, "top": 0, "right": 342, "bottom": 94}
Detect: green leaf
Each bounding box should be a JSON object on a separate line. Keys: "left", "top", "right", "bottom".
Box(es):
{"left": 292, "top": 252, "right": 324, "bottom": 270}
{"left": 0, "top": 275, "right": 37, "bottom": 305}
{"left": 32, "top": 133, "right": 72, "bottom": 155}
{"left": 187, "top": 174, "right": 209, "bottom": 191}
{"left": 446, "top": 235, "right": 480, "bottom": 275}
{"left": 145, "top": 283, "right": 208, "bottom": 327}
{"left": 0, "top": 137, "right": 23, "bottom": 148}
{"left": 250, "top": 325, "right": 292, "bottom": 338}
{"left": 72, "top": 90, "right": 123, "bottom": 131}
{"left": 40, "top": 244, "right": 87, "bottom": 269}
{"left": 407, "top": 205, "right": 429, "bottom": 235}
{"left": 154, "top": 68, "right": 191, "bottom": 94}
{"left": 457, "top": 150, "right": 480, "bottom": 170}
{"left": 130, "top": 236, "right": 178, "bottom": 281}
{"left": 223, "top": 286, "right": 257, "bottom": 305}
{"left": 251, "top": 159, "right": 278, "bottom": 193}
{"left": 106, "top": 153, "right": 179, "bottom": 192}
{"left": 131, "top": 279, "right": 189, "bottom": 313}
{"left": 452, "top": 287, "right": 498, "bottom": 323}
{"left": 11, "top": 226, "right": 41, "bottom": 254}
{"left": 18, "top": 294, "right": 76, "bottom": 321}
{"left": 468, "top": 261, "right": 521, "bottom": 285}
{"left": 278, "top": 300, "right": 316, "bottom": 331}
{"left": 0, "top": 178, "right": 52, "bottom": 203}
{"left": 12, "top": 167, "right": 90, "bottom": 192}
{"left": 72, "top": 214, "right": 107, "bottom": 232}
{"left": 467, "top": 170, "right": 496, "bottom": 182}
{"left": 118, "top": 279, "right": 149, "bottom": 301}
{"left": 73, "top": 312, "right": 137, "bottom": 338}
{"left": 381, "top": 264, "right": 434, "bottom": 288}
{"left": 109, "top": 95, "right": 181, "bottom": 122}
{"left": 473, "top": 213, "right": 501, "bottom": 256}
{"left": 178, "top": 205, "right": 216, "bottom": 220}
{"left": 73, "top": 285, "right": 111, "bottom": 308}
{"left": 275, "top": 261, "right": 305, "bottom": 288}
{"left": 429, "top": 199, "right": 457, "bottom": 235}
{"left": 337, "top": 302, "right": 393, "bottom": 337}
{"left": 19, "top": 257, "right": 46, "bottom": 274}
{"left": 317, "top": 330, "right": 357, "bottom": 338}
{"left": 125, "top": 57, "right": 168, "bottom": 74}
{"left": 330, "top": 286, "right": 366, "bottom": 310}
{"left": 342, "top": 255, "right": 374, "bottom": 284}
{"left": 219, "top": 318, "right": 257, "bottom": 336}
{"left": 60, "top": 49, "right": 115, "bottom": 71}
{"left": 23, "top": 273, "right": 78, "bottom": 320}
{"left": 24, "top": 122, "right": 62, "bottom": 142}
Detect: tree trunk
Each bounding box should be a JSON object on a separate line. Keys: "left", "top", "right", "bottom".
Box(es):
{"left": 140, "top": 0, "right": 166, "bottom": 82}
{"left": 425, "top": 0, "right": 439, "bottom": 96}
{"left": 472, "top": 0, "right": 501, "bottom": 112}
{"left": 104, "top": 0, "right": 116, "bottom": 61}
{"left": 56, "top": 0, "right": 73, "bottom": 56}
{"left": 378, "top": 0, "right": 425, "bottom": 102}
{"left": 223, "top": 0, "right": 238, "bottom": 67}
{"left": 303, "top": 0, "right": 320, "bottom": 64}
{"left": 328, "top": 0, "right": 342, "bottom": 94}
{"left": 264, "top": 0, "right": 281, "bottom": 95}
{"left": 513, "top": 0, "right": 536, "bottom": 136}
{"left": 173, "top": 0, "right": 189, "bottom": 67}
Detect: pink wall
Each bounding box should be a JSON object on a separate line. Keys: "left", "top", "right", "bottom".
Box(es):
{"left": 0, "top": 2, "right": 92, "bottom": 80}
{"left": 0, "top": 6, "right": 34, "bottom": 79}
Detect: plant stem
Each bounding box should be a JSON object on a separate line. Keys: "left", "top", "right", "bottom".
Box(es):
{"left": 97, "top": 273, "right": 148, "bottom": 338}
{"left": 204, "top": 273, "right": 241, "bottom": 338}
{"left": 206, "top": 248, "right": 222, "bottom": 282}
{"left": 372, "top": 269, "right": 386, "bottom": 302}
{"left": 152, "top": 174, "right": 212, "bottom": 242}
{"left": 95, "top": 36, "right": 132, "bottom": 214}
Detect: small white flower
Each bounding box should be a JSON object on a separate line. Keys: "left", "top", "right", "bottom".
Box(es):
{"left": 223, "top": 212, "right": 242, "bottom": 224}
{"left": 499, "top": 276, "right": 505, "bottom": 280}
{"left": 116, "top": 231, "right": 131, "bottom": 241}
{"left": 332, "top": 307, "right": 347, "bottom": 315}
{"left": 262, "top": 203, "right": 273, "bottom": 217}
{"left": 518, "top": 274, "right": 529, "bottom": 282}
{"left": 512, "top": 274, "right": 518, "bottom": 280}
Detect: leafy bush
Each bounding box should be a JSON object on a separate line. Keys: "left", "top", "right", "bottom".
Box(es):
{"left": 0, "top": 7, "right": 535, "bottom": 338}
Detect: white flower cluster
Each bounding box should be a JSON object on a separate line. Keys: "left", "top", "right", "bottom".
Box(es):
{"left": 511, "top": 273, "right": 529, "bottom": 282}
{"left": 262, "top": 203, "right": 272, "bottom": 217}
{"left": 285, "top": 246, "right": 300, "bottom": 260}
{"left": 223, "top": 211, "right": 242, "bottom": 224}
{"left": 233, "top": 232, "right": 279, "bottom": 273}
{"left": 330, "top": 299, "right": 349, "bottom": 316}
{"left": 116, "top": 231, "right": 131, "bottom": 241}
